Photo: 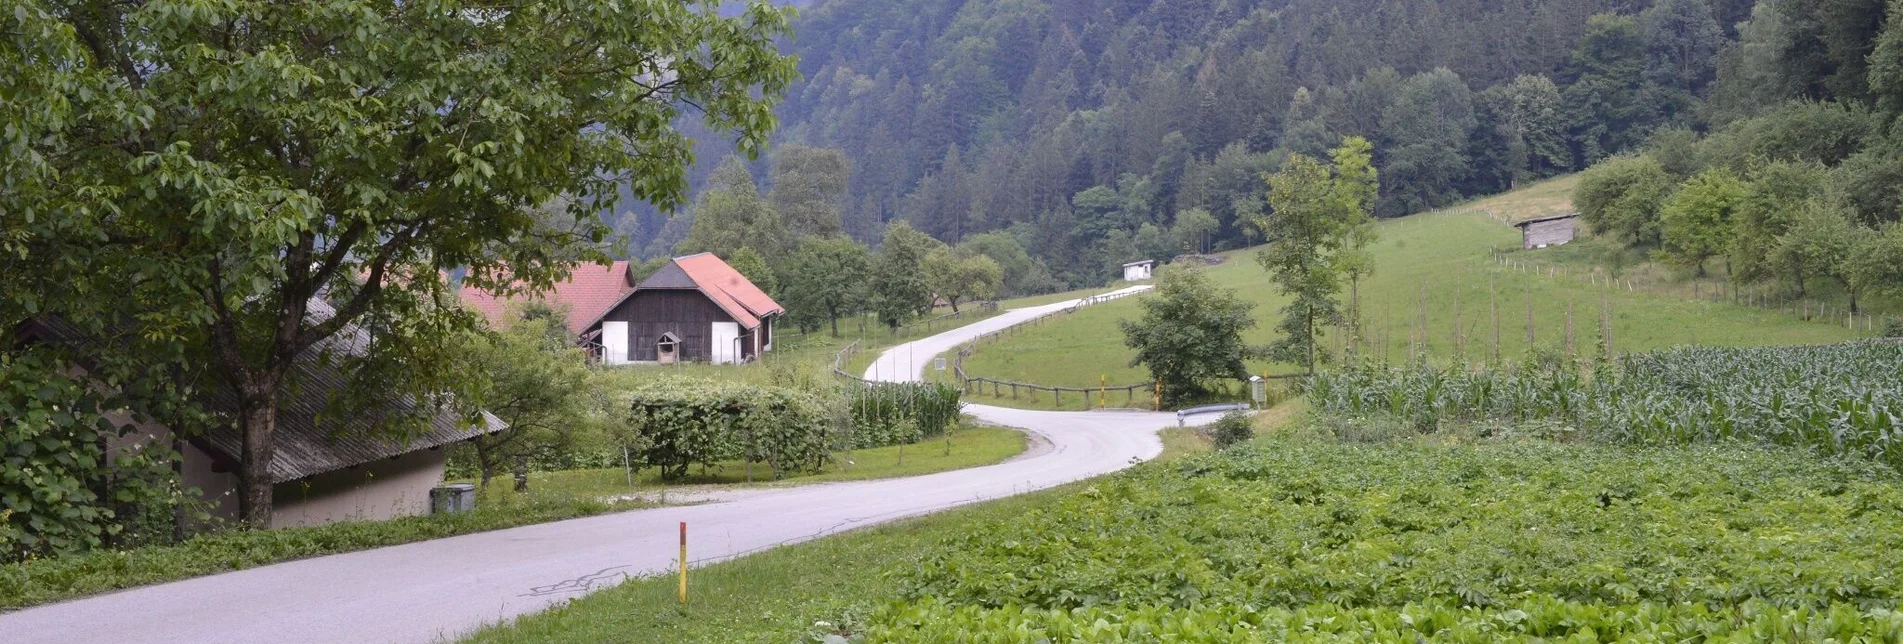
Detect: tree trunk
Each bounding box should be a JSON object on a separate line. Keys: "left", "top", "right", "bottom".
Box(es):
{"left": 949, "top": 297, "right": 961, "bottom": 313}
{"left": 236, "top": 385, "right": 279, "bottom": 528}
{"left": 828, "top": 306, "right": 840, "bottom": 337}
{"left": 512, "top": 458, "right": 529, "bottom": 493}
{"left": 475, "top": 440, "right": 496, "bottom": 488}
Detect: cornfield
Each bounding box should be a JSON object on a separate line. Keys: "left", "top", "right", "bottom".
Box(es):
{"left": 845, "top": 381, "right": 964, "bottom": 449}
{"left": 1309, "top": 341, "right": 1903, "bottom": 470}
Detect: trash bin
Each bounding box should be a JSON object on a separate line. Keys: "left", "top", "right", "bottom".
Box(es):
{"left": 430, "top": 483, "right": 476, "bottom": 515}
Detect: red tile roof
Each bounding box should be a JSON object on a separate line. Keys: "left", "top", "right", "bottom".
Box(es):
{"left": 577, "top": 253, "right": 784, "bottom": 333}
{"left": 458, "top": 262, "right": 634, "bottom": 337}
{"left": 671, "top": 253, "right": 784, "bottom": 329}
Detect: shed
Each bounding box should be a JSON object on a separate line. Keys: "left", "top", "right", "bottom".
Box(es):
{"left": 1512, "top": 214, "right": 1579, "bottom": 249}
{"left": 1122, "top": 260, "right": 1156, "bottom": 282}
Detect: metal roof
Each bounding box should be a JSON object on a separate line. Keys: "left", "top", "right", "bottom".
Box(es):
{"left": 1512, "top": 213, "right": 1581, "bottom": 227}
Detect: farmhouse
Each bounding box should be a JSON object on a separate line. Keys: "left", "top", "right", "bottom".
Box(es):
{"left": 17, "top": 304, "right": 506, "bottom": 529}
{"left": 1122, "top": 260, "right": 1156, "bottom": 281}
{"left": 582, "top": 253, "right": 784, "bottom": 365}
{"left": 1513, "top": 213, "right": 1580, "bottom": 249}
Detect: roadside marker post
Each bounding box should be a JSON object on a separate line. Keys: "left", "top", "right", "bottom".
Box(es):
{"left": 678, "top": 522, "right": 688, "bottom": 606}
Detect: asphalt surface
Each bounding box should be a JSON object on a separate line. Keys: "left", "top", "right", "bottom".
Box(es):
{"left": 2, "top": 285, "right": 1180, "bottom": 644}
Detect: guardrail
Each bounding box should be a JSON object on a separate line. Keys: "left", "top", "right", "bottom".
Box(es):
{"left": 1177, "top": 403, "right": 1252, "bottom": 426}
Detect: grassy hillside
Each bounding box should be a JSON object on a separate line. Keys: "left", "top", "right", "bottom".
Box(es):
{"left": 960, "top": 176, "right": 1871, "bottom": 393}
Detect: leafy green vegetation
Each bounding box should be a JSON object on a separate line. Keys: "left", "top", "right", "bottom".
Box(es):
{"left": 855, "top": 440, "right": 1903, "bottom": 639}
{"left": 1311, "top": 341, "right": 1903, "bottom": 470}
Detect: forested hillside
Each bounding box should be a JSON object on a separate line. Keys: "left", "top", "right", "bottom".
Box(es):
{"left": 616, "top": 0, "right": 1902, "bottom": 301}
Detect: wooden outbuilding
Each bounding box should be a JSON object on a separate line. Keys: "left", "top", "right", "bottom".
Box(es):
{"left": 581, "top": 253, "right": 784, "bottom": 365}
{"left": 1513, "top": 213, "right": 1580, "bottom": 249}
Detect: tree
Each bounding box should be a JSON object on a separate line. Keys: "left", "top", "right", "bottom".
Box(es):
{"left": 460, "top": 309, "right": 600, "bottom": 490}
{"left": 1846, "top": 222, "right": 1903, "bottom": 307}
{"left": 780, "top": 236, "right": 872, "bottom": 336}
{"left": 1133, "top": 223, "right": 1176, "bottom": 265}
{"left": 1172, "top": 208, "right": 1220, "bottom": 255}
{"left": 1256, "top": 138, "right": 1379, "bottom": 370}
{"left": 768, "top": 145, "right": 852, "bottom": 238}
{"left": 1734, "top": 160, "right": 1831, "bottom": 286}
{"left": 923, "top": 247, "right": 1003, "bottom": 312}
{"left": 1661, "top": 168, "right": 1751, "bottom": 276}
{"left": 1119, "top": 268, "right": 1258, "bottom": 407}
{"left": 680, "top": 157, "right": 791, "bottom": 261}
{"left": 1501, "top": 75, "right": 1573, "bottom": 180}
{"left": 1776, "top": 203, "right": 1862, "bottom": 310}
{"left": 2, "top": 1, "right": 796, "bottom": 526}
{"left": 1562, "top": 14, "right": 1657, "bottom": 166}
{"left": 959, "top": 232, "right": 1038, "bottom": 296}
{"left": 1379, "top": 69, "right": 1477, "bottom": 216}
{"left": 870, "top": 221, "right": 942, "bottom": 330}
{"left": 1871, "top": 0, "right": 1903, "bottom": 113}
{"left": 1641, "top": 0, "right": 1724, "bottom": 99}
{"left": 1575, "top": 155, "right": 1676, "bottom": 247}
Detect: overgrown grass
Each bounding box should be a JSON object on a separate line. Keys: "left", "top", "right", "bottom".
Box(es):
{"left": 1, "top": 426, "right": 1025, "bottom": 611}
{"left": 458, "top": 427, "right": 1209, "bottom": 644}
{"left": 960, "top": 176, "right": 1864, "bottom": 394}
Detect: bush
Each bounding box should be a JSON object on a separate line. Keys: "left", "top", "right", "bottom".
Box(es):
{"left": 1207, "top": 411, "right": 1254, "bottom": 449}
{"left": 620, "top": 379, "right": 832, "bottom": 480}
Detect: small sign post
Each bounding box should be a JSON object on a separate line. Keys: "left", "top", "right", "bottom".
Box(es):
{"left": 678, "top": 522, "right": 688, "bottom": 606}
{"left": 933, "top": 357, "right": 947, "bottom": 371}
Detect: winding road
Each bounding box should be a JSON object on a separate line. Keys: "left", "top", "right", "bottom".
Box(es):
{"left": 2, "top": 286, "right": 1192, "bottom": 644}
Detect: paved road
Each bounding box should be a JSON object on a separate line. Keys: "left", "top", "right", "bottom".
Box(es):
{"left": 3, "top": 286, "right": 1178, "bottom": 644}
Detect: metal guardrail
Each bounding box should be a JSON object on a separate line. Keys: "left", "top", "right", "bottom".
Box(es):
{"left": 1177, "top": 403, "right": 1252, "bottom": 426}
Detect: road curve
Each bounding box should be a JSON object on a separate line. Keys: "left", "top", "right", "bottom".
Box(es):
{"left": 2, "top": 286, "right": 1179, "bottom": 644}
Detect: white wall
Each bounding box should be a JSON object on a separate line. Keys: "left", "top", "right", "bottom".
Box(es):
{"left": 710, "top": 321, "right": 741, "bottom": 364}
{"left": 270, "top": 450, "right": 448, "bottom": 529}
{"left": 1123, "top": 263, "right": 1153, "bottom": 281}
{"left": 602, "top": 321, "right": 630, "bottom": 365}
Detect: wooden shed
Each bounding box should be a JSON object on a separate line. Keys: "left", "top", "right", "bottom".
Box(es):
{"left": 1513, "top": 214, "right": 1580, "bottom": 249}
{"left": 581, "top": 253, "right": 784, "bottom": 365}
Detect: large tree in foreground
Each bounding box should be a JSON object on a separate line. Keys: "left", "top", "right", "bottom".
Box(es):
{"left": 2, "top": 0, "right": 796, "bottom": 526}
{"left": 1120, "top": 268, "right": 1259, "bottom": 407}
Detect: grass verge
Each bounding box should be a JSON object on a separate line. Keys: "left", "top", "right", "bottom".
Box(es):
{"left": 459, "top": 426, "right": 1209, "bottom": 644}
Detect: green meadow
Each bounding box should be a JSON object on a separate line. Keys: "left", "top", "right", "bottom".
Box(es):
{"left": 960, "top": 177, "right": 1869, "bottom": 394}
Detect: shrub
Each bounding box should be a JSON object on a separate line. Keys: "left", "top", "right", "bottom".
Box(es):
{"left": 1208, "top": 411, "right": 1254, "bottom": 449}
{"left": 621, "top": 378, "right": 831, "bottom": 480}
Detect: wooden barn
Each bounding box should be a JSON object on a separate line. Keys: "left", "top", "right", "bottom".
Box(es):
{"left": 1513, "top": 213, "right": 1580, "bottom": 249}
{"left": 581, "top": 253, "right": 784, "bottom": 365}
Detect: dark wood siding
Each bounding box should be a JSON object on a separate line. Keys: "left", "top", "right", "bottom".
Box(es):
{"left": 596, "top": 289, "right": 735, "bottom": 362}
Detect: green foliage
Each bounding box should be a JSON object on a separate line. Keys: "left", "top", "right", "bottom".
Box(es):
{"left": 1207, "top": 411, "right": 1254, "bottom": 449}
{"left": 1309, "top": 341, "right": 1903, "bottom": 471}
{"left": 452, "top": 316, "right": 604, "bottom": 487}
{"left": 621, "top": 379, "right": 832, "bottom": 481}
{"left": 1119, "top": 268, "right": 1258, "bottom": 406}
{"left": 1574, "top": 154, "right": 1675, "bottom": 246}
{"left": 781, "top": 236, "right": 873, "bottom": 336}
{"left": 846, "top": 382, "right": 963, "bottom": 450}
{"left": 923, "top": 246, "right": 1003, "bottom": 312}
{"left": 1660, "top": 168, "right": 1749, "bottom": 275}
{"left": 860, "top": 596, "right": 1903, "bottom": 643}
{"left": 1257, "top": 138, "right": 1378, "bottom": 369}
{"left": 870, "top": 221, "right": 943, "bottom": 330}
{"left": 872, "top": 440, "right": 1903, "bottom": 638}
{"left": 1378, "top": 68, "right": 1477, "bottom": 216}
{"left": 768, "top": 144, "right": 852, "bottom": 239}
{"left": 2, "top": 0, "right": 797, "bottom": 525}
{"left": 680, "top": 157, "right": 792, "bottom": 261}
{"left": 0, "top": 350, "right": 200, "bottom": 563}
{"left": 726, "top": 246, "right": 777, "bottom": 297}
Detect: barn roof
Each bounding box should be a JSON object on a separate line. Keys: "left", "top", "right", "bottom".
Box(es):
{"left": 584, "top": 253, "right": 784, "bottom": 332}
{"left": 1512, "top": 213, "right": 1580, "bottom": 228}
{"left": 23, "top": 303, "right": 506, "bottom": 484}
{"left": 457, "top": 262, "right": 636, "bottom": 336}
